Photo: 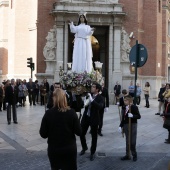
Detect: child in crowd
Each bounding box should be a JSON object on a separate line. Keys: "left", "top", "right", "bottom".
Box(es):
{"left": 118, "top": 95, "right": 141, "bottom": 161}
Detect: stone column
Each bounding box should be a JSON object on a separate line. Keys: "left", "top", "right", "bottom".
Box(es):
{"left": 64, "top": 22, "right": 68, "bottom": 71}
{"left": 54, "top": 24, "right": 64, "bottom": 82}
{"left": 112, "top": 17, "right": 122, "bottom": 87}
{"left": 108, "top": 24, "right": 113, "bottom": 93}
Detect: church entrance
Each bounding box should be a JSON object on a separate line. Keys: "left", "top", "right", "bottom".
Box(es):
{"left": 68, "top": 26, "right": 109, "bottom": 87}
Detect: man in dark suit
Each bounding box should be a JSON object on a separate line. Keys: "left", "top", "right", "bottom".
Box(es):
{"left": 47, "top": 82, "right": 62, "bottom": 109}
{"left": 26, "top": 78, "right": 36, "bottom": 106}
{"left": 114, "top": 81, "right": 121, "bottom": 104}
{"left": 5, "top": 79, "right": 18, "bottom": 124}
{"left": 79, "top": 82, "right": 104, "bottom": 161}
{"left": 98, "top": 82, "right": 109, "bottom": 136}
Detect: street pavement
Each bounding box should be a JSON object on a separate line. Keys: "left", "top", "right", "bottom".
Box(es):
{"left": 0, "top": 98, "right": 170, "bottom": 170}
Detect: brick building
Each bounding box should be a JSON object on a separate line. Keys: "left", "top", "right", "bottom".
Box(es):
{"left": 0, "top": 0, "right": 170, "bottom": 98}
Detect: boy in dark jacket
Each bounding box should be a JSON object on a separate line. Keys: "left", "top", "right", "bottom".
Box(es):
{"left": 118, "top": 95, "right": 141, "bottom": 161}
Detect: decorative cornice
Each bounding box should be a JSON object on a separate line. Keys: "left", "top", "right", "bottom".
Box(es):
{"left": 0, "top": 1, "right": 9, "bottom": 7}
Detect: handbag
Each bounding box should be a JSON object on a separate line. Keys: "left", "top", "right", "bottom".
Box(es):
{"left": 23, "top": 90, "right": 28, "bottom": 97}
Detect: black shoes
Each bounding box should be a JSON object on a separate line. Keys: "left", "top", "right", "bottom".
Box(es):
{"left": 121, "top": 155, "right": 131, "bottom": 160}
{"left": 98, "top": 132, "right": 103, "bottom": 136}
{"left": 164, "top": 139, "right": 170, "bottom": 144}
{"left": 155, "top": 113, "right": 160, "bottom": 115}
{"left": 79, "top": 147, "right": 88, "bottom": 156}
{"left": 133, "top": 157, "right": 137, "bottom": 161}
{"left": 8, "top": 122, "right": 11, "bottom": 125}
{"left": 14, "top": 121, "right": 18, "bottom": 124}
{"left": 121, "top": 155, "right": 137, "bottom": 161}
{"left": 90, "top": 154, "right": 95, "bottom": 161}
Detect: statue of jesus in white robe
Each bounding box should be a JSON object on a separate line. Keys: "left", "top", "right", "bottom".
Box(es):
{"left": 69, "top": 14, "right": 94, "bottom": 73}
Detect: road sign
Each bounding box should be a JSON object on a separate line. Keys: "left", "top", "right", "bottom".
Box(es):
{"left": 129, "top": 44, "right": 148, "bottom": 67}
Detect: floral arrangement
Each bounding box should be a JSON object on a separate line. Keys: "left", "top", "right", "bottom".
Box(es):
{"left": 60, "top": 71, "right": 94, "bottom": 87}
{"left": 59, "top": 70, "right": 103, "bottom": 94}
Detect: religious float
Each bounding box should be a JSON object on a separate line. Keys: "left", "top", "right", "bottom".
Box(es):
{"left": 59, "top": 61, "right": 104, "bottom": 95}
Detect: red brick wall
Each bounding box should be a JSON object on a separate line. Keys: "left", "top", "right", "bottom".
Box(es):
{"left": 120, "top": 0, "right": 166, "bottom": 77}
{"left": 37, "top": 0, "right": 57, "bottom": 73}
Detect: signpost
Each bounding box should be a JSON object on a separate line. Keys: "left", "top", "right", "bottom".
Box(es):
{"left": 129, "top": 40, "right": 148, "bottom": 105}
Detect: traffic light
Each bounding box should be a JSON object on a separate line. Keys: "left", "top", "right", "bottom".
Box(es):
{"left": 27, "top": 58, "right": 32, "bottom": 68}
{"left": 31, "top": 63, "right": 35, "bottom": 71}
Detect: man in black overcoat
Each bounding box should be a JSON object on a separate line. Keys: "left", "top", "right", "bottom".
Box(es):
{"left": 114, "top": 81, "right": 121, "bottom": 104}
{"left": 79, "top": 82, "right": 104, "bottom": 161}
{"left": 5, "top": 79, "right": 18, "bottom": 124}
{"left": 27, "top": 78, "right": 36, "bottom": 106}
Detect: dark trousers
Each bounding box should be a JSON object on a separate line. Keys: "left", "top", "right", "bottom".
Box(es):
{"left": 3, "top": 101, "right": 6, "bottom": 110}
{"left": 7, "top": 104, "right": 17, "bottom": 123}
{"left": 98, "top": 107, "right": 104, "bottom": 132}
{"left": 145, "top": 94, "right": 149, "bottom": 107}
{"left": 0, "top": 102, "right": 2, "bottom": 111}
{"left": 123, "top": 123, "right": 137, "bottom": 157}
{"left": 35, "top": 92, "right": 39, "bottom": 103}
{"left": 28, "top": 92, "right": 35, "bottom": 105}
{"left": 41, "top": 95, "right": 44, "bottom": 105}
{"left": 136, "top": 96, "right": 141, "bottom": 105}
{"left": 80, "top": 115, "right": 98, "bottom": 154}
{"left": 19, "top": 97, "right": 25, "bottom": 106}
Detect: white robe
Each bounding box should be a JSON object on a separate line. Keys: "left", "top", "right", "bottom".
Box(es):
{"left": 70, "top": 22, "right": 93, "bottom": 73}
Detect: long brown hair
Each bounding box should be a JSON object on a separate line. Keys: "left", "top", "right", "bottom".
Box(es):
{"left": 53, "top": 89, "right": 70, "bottom": 112}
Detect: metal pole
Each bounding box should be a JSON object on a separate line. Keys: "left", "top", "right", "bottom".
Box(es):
{"left": 134, "top": 40, "right": 139, "bottom": 106}
{"left": 31, "top": 69, "right": 32, "bottom": 79}
{"left": 128, "top": 104, "right": 132, "bottom": 159}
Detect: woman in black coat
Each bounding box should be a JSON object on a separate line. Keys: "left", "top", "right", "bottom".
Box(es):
{"left": 39, "top": 89, "right": 81, "bottom": 170}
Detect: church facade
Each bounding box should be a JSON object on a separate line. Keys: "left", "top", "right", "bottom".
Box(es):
{"left": 0, "top": 0, "right": 170, "bottom": 98}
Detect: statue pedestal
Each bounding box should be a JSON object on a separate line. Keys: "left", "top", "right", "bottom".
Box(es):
{"left": 54, "top": 70, "right": 60, "bottom": 82}
{"left": 45, "top": 60, "right": 56, "bottom": 74}
{"left": 35, "top": 73, "right": 54, "bottom": 86}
